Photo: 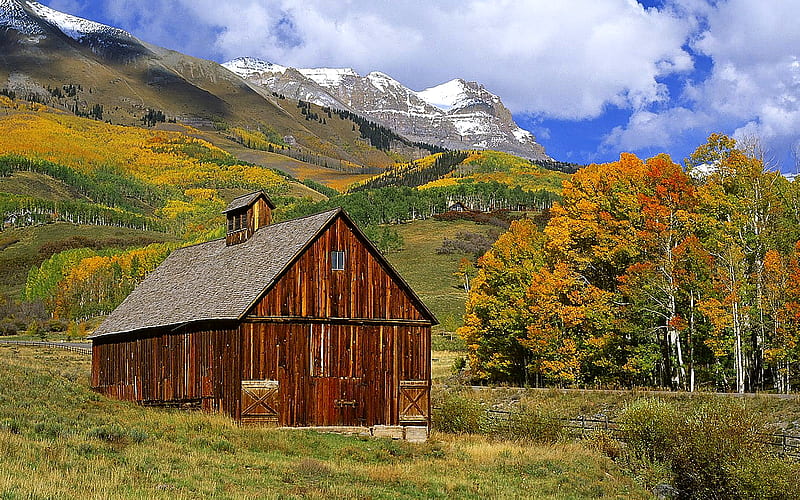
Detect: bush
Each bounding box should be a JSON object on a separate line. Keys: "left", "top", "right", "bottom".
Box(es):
{"left": 432, "top": 392, "right": 483, "bottom": 434}
{"left": 494, "top": 404, "right": 563, "bottom": 443}
{"left": 87, "top": 424, "right": 127, "bottom": 443}
{"left": 615, "top": 397, "right": 800, "bottom": 499}
{"left": 669, "top": 400, "right": 771, "bottom": 498}
{"left": 617, "top": 397, "right": 680, "bottom": 462}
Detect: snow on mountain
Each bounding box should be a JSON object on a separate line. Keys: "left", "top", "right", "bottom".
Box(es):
{"left": 26, "top": 1, "right": 132, "bottom": 42}
{"left": 224, "top": 56, "right": 549, "bottom": 160}
{"left": 0, "top": 0, "right": 134, "bottom": 44}
{"left": 222, "top": 57, "right": 286, "bottom": 76}
{"left": 0, "top": 0, "right": 43, "bottom": 35}
{"left": 417, "top": 79, "right": 470, "bottom": 111}
{"left": 297, "top": 67, "right": 359, "bottom": 88}
{"left": 366, "top": 71, "right": 404, "bottom": 93}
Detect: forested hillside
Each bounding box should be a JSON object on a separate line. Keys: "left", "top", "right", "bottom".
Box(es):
{"left": 461, "top": 134, "right": 800, "bottom": 393}
{"left": 0, "top": 95, "right": 562, "bottom": 332}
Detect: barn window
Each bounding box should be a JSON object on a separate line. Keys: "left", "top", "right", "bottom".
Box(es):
{"left": 228, "top": 212, "right": 248, "bottom": 232}
{"left": 331, "top": 250, "right": 345, "bottom": 271}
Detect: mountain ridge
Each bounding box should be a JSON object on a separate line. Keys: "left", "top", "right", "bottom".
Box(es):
{"left": 223, "top": 57, "right": 550, "bottom": 161}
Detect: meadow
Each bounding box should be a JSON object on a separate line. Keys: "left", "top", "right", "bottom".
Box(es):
{"left": 0, "top": 345, "right": 647, "bottom": 499}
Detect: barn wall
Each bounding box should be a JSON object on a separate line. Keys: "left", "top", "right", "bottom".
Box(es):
{"left": 92, "top": 321, "right": 430, "bottom": 427}
{"left": 92, "top": 325, "right": 242, "bottom": 417}
{"left": 240, "top": 321, "right": 431, "bottom": 427}
{"left": 252, "top": 217, "right": 425, "bottom": 321}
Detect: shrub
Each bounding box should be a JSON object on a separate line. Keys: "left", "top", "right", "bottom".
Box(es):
{"left": 615, "top": 397, "right": 800, "bottom": 499}
{"left": 432, "top": 392, "right": 483, "bottom": 434}
{"left": 617, "top": 398, "right": 680, "bottom": 462}
{"left": 87, "top": 424, "right": 127, "bottom": 443}
{"left": 669, "top": 399, "right": 771, "bottom": 499}
{"left": 495, "top": 404, "right": 563, "bottom": 443}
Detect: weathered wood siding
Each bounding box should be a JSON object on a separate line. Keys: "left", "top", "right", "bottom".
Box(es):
{"left": 252, "top": 216, "right": 425, "bottom": 321}
{"left": 92, "top": 212, "right": 431, "bottom": 426}
{"left": 225, "top": 198, "right": 272, "bottom": 246}
{"left": 92, "top": 325, "right": 241, "bottom": 416}
{"left": 240, "top": 322, "right": 430, "bottom": 426}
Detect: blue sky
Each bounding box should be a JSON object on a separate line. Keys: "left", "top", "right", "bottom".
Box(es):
{"left": 42, "top": 0, "right": 800, "bottom": 171}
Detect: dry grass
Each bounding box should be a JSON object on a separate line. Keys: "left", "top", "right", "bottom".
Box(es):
{"left": 0, "top": 345, "right": 648, "bottom": 499}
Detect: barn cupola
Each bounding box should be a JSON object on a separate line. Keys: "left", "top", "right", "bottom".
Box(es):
{"left": 222, "top": 191, "right": 275, "bottom": 246}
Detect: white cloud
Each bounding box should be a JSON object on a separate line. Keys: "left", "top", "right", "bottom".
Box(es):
{"left": 604, "top": 0, "right": 800, "bottom": 168}
{"left": 40, "top": 0, "right": 695, "bottom": 121}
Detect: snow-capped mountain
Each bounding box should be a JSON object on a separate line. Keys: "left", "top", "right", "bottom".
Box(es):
{"left": 224, "top": 57, "right": 549, "bottom": 160}
{"left": 0, "top": 0, "right": 300, "bottom": 129}
{"left": 1, "top": 0, "right": 148, "bottom": 61}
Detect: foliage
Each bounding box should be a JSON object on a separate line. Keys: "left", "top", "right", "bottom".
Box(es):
{"left": 362, "top": 224, "right": 404, "bottom": 254}
{"left": 351, "top": 151, "right": 469, "bottom": 191}
{"left": 277, "top": 182, "right": 558, "bottom": 230}
{"left": 614, "top": 397, "right": 800, "bottom": 499}
{"left": 460, "top": 136, "right": 800, "bottom": 391}
{"left": 24, "top": 242, "right": 177, "bottom": 320}
{"left": 0, "top": 112, "right": 290, "bottom": 195}
{"left": 301, "top": 178, "right": 339, "bottom": 198}
{"left": 431, "top": 391, "right": 484, "bottom": 434}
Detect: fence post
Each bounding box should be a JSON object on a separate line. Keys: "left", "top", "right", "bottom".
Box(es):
{"left": 783, "top": 434, "right": 787, "bottom": 455}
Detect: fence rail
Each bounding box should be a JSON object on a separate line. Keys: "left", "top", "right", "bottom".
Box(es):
{"left": 448, "top": 406, "right": 800, "bottom": 459}
{"left": 0, "top": 340, "right": 91, "bottom": 355}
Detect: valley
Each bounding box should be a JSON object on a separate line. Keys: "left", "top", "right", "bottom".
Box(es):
{"left": 2, "top": 2, "right": 799, "bottom": 498}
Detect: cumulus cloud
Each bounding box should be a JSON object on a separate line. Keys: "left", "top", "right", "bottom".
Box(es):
{"left": 603, "top": 0, "right": 800, "bottom": 168}
{"left": 41, "top": 0, "right": 695, "bottom": 121}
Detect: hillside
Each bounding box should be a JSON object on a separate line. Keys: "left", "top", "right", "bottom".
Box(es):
{"left": 352, "top": 150, "right": 571, "bottom": 195}
{"left": 0, "top": 1, "right": 440, "bottom": 177}
{"left": 0, "top": 91, "right": 568, "bottom": 336}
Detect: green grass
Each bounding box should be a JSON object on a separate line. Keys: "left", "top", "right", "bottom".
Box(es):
{"left": 0, "top": 171, "right": 87, "bottom": 202}
{"left": 0, "top": 346, "right": 648, "bottom": 499}
{"left": 385, "top": 218, "right": 493, "bottom": 337}
{"left": 0, "top": 223, "right": 177, "bottom": 297}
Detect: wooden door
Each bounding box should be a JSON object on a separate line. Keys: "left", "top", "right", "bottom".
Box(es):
{"left": 399, "top": 380, "right": 430, "bottom": 424}
{"left": 308, "top": 324, "right": 366, "bottom": 426}
{"left": 241, "top": 380, "right": 279, "bottom": 424}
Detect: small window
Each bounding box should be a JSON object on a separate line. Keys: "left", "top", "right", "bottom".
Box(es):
{"left": 331, "top": 250, "right": 345, "bottom": 271}
{"left": 228, "top": 212, "right": 248, "bottom": 232}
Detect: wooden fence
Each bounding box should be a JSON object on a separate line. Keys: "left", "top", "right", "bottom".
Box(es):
{"left": 0, "top": 340, "right": 91, "bottom": 355}
{"left": 454, "top": 406, "right": 800, "bottom": 459}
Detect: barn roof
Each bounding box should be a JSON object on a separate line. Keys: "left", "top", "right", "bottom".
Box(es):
{"left": 222, "top": 190, "right": 275, "bottom": 213}
{"left": 90, "top": 208, "right": 436, "bottom": 339}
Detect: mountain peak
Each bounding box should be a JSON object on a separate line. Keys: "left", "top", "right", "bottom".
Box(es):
{"left": 0, "top": 0, "right": 134, "bottom": 42}
{"left": 296, "top": 67, "right": 359, "bottom": 88}
{"left": 222, "top": 57, "right": 286, "bottom": 76}
{"left": 417, "top": 79, "right": 473, "bottom": 111}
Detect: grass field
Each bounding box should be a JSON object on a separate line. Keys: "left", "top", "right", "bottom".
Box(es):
{"left": 0, "top": 345, "right": 648, "bottom": 499}
{"left": 385, "top": 218, "right": 495, "bottom": 337}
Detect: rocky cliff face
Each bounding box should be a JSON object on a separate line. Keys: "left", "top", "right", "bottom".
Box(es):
{"left": 224, "top": 57, "right": 549, "bottom": 160}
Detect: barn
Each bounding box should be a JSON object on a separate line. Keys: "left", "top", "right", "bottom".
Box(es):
{"left": 89, "top": 191, "right": 436, "bottom": 431}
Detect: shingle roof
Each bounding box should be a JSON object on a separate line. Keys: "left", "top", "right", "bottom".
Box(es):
{"left": 222, "top": 191, "right": 275, "bottom": 213}
{"left": 89, "top": 208, "right": 340, "bottom": 339}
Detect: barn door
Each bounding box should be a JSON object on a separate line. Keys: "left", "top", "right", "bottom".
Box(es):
{"left": 399, "top": 380, "right": 430, "bottom": 424}
{"left": 241, "top": 380, "right": 279, "bottom": 424}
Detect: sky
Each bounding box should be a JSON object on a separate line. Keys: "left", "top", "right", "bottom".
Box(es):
{"left": 41, "top": 0, "right": 800, "bottom": 172}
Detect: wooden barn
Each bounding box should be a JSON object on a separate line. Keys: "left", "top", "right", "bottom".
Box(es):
{"left": 90, "top": 191, "right": 436, "bottom": 430}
